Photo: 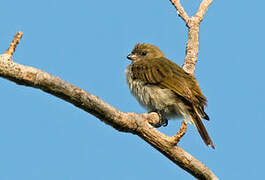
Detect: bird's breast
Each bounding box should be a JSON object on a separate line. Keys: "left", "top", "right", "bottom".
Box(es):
{"left": 125, "top": 66, "right": 185, "bottom": 119}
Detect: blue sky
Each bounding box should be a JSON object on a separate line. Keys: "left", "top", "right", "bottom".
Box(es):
{"left": 0, "top": 0, "right": 264, "bottom": 179}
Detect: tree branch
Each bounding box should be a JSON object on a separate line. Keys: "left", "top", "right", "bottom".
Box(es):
{"left": 170, "top": 0, "right": 190, "bottom": 23}
{"left": 0, "top": 29, "right": 217, "bottom": 179}
{"left": 170, "top": 119, "right": 188, "bottom": 145}
{"left": 170, "top": 0, "right": 213, "bottom": 74}
{"left": 168, "top": 0, "right": 216, "bottom": 179}
{"left": 168, "top": 0, "right": 214, "bottom": 151}
{"left": 195, "top": 0, "right": 214, "bottom": 23}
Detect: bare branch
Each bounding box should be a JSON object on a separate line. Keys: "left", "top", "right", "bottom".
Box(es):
{"left": 169, "top": 0, "right": 189, "bottom": 24}
{"left": 170, "top": 0, "right": 213, "bottom": 74}
{"left": 0, "top": 32, "right": 218, "bottom": 179}
{"left": 183, "top": 0, "right": 213, "bottom": 74}
{"left": 183, "top": 17, "right": 200, "bottom": 74}
{"left": 196, "top": 0, "right": 214, "bottom": 23}
{"left": 168, "top": 0, "right": 216, "bottom": 178}
{"left": 5, "top": 31, "right": 23, "bottom": 57}
{"left": 170, "top": 119, "right": 188, "bottom": 145}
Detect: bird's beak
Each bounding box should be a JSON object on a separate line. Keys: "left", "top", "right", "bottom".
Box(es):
{"left": 127, "top": 54, "right": 136, "bottom": 60}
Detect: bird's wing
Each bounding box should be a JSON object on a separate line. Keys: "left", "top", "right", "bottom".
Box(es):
{"left": 131, "top": 58, "right": 194, "bottom": 104}
{"left": 131, "top": 58, "right": 171, "bottom": 84}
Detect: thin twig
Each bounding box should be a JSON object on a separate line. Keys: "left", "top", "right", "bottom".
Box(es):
{"left": 5, "top": 31, "right": 23, "bottom": 57}
{"left": 195, "top": 0, "right": 214, "bottom": 23}
{"left": 170, "top": 119, "right": 188, "bottom": 145}
{"left": 169, "top": 0, "right": 189, "bottom": 24}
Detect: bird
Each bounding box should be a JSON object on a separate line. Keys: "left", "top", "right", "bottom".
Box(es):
{"left": 125, "top": 43, "right": 214, "bottom": 149}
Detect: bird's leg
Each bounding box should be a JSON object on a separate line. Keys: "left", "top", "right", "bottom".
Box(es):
{"left": 149, "top": 111, "right": 168, "bottom": 128}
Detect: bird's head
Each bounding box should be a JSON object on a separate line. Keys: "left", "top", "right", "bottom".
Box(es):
{"left": 127, "top": 43, "right": 165, "bottom": 62}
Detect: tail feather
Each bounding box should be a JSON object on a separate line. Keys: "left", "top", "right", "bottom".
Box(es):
{"left": 197, "top": 106, "right": 210, "bottom": 120}
{"left": 190, "top": 107, "right": 215, "bottom": 149}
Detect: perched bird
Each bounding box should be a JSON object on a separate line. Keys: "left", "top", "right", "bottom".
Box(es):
{"left": 126, "top": 43, "right": 214, "bottom": 149}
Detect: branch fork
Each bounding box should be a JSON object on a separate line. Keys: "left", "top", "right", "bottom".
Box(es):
{"left": 170, "top": 0, "right": 213, "bottom": 74}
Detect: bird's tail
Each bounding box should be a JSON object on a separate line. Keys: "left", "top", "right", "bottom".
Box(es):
{"left": 189, "top": 107, "right": 215, "bottom": 149}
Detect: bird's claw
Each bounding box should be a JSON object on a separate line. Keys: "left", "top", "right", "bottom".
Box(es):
{"left": 161, "top": 118, "right": 168, "bottom": 127}
{"left": 150, "top": 111, "right": 168, "bottom": 128}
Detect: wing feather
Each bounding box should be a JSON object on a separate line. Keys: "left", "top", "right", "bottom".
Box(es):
{"left": 131, "top": 57, "right": 206, "bottom": 106}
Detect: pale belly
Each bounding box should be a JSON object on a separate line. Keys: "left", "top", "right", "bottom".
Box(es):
{"left": 126, "top": 67, "right": 187, "bottom": 119}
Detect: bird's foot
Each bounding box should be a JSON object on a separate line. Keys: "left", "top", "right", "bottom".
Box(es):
{"left": 150, "top": 111, "right": 168, "bottom": 128}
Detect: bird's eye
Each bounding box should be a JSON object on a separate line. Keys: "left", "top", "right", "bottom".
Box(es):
{"left": 141, "top": 51, "right": 147, "bottom": 56}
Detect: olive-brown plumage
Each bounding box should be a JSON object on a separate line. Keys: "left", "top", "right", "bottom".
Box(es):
{"left": 126, "top": 43, "right": 214, "bottom": 149}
